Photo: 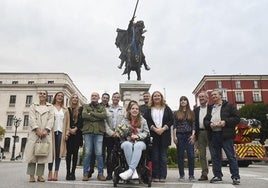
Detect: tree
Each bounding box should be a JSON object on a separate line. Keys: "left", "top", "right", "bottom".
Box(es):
{"left": 238, "top": 104, "right": 268, "bottom": 123}
{"left": 0, "top": 126, "right": 5, "bottom": 141}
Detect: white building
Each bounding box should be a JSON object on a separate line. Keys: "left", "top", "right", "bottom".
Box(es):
{"left": 0, "top": 73, "right": 87, "bottom": 160}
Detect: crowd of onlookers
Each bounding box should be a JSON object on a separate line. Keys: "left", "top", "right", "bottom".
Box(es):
{"left": 23, "top": 89, "right": 241, "bottom": 185}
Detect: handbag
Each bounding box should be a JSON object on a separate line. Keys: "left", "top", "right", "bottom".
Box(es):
{"left": 34, "top": 138, "right": 50, "bottom": 157}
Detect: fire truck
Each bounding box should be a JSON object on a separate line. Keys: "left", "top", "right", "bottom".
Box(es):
{"left": 232, "top": 118, "right": 268, "bottom": 167}
{"left": 208, "top": 118, "right": 268, "bottom": 167}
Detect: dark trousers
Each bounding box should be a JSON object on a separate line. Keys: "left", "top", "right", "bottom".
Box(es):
{"left": 66, "top": 135, "right": 80, "bottom": 174}
{"left": 103, "top": 137, "right": 116, "bottom": 176}
{"left": 211, "top": 131, "right": 240, "bottom": 179}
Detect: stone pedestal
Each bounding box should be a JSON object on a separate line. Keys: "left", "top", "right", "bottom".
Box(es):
{"left": 119, "top": 80, "right": 151, "bottom": 108}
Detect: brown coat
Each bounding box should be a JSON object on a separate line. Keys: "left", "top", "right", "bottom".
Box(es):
{"left": 23, "top": 102, "right": 55, "bottom": 163}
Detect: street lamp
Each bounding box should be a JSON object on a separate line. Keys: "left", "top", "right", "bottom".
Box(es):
{"left": 10, "top": 116, "right": 21, "bottom": 161}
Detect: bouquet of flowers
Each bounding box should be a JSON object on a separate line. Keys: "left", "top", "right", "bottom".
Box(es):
{"left": 115, "top": 122, "right": 132, "bottom": 141}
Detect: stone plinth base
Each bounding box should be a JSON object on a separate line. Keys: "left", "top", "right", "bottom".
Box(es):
{"left": 119, "top": 80, "right": 151, "bottom": 108}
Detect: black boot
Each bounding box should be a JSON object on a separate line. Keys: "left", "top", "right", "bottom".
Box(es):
{"left": 66, "top": 172, "right": 72, "bottom": 180}
{"left": 70, "top": 172, "right": 76, "bottom": 180}
{"left": 106, "top": 173, "right": 112, "bottom": 180}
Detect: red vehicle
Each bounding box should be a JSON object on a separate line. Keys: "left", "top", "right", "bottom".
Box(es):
{"left": 208, "top": 118, "right": 268, "bottom": 167}
{"left": 233, "top": 118, "right": 268, "bottom": 167}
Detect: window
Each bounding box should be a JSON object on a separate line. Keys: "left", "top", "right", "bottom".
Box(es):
{"left": 235, "top": 80, "right": 241, "bottom": 89}
{"left": 253, "top": 91, "right": 262, "bottom": 102}
{"left": 9, "top": 95, "right": 16, "bottom": 107}
{"left": 6, "top": 115, "right": 14, "bottom": 129}
{"left": 253, "top": 80, "right": 258, "bottom": 89}
{"left": 25, "top": 95, "right": 33, "bottom": 106}
{"left": 48, "top": 95, "right": 53, "bottom": 103}
{"left": 222, "top": 89, "right": 227, "bottom": 101}
{"left": 28, "top": 81, "right": 34, "bottom": 84}
{"left": 235, "top": 91, "right": 244, "bottom": 102}
{"left": 4, "top": 138, "right": 11, "bottom": 152}
{"left": 23, "top": 115, "right": 29, "bottom": 129}
{"left": 48, "top": 81, "right": 54, "bottom": 84}
{"left": 21, "top": 138, "right": 27, "bottom": 153}
{"left": 217, "top": 81, "right": 222, "bottom": 88}
{"left": 12, "top": 81, "right": 18, "bottom": 84}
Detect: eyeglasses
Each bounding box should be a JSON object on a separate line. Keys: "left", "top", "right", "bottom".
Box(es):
{"left": 39, "top": 92, "right": 47, "bottom": 95}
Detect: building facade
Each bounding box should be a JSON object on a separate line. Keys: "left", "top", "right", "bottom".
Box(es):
{"left": 193, "top": 75, "right": 268, "bottom": 109}
{"left": 0, "top": 73, "right": 87, "bottom": 160}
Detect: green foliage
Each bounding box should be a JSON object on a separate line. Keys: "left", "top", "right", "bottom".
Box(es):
{"left": 238, "top": 104, "right": 268, "bottom": 128}
{"left": 167, "top": 147, "right": 201, "bottom": 168}
{"left": 167, "top": 147, "right": 177, "bottom": 165}
{"left": 0, "top": 126, "right": 6, "bottom": 141}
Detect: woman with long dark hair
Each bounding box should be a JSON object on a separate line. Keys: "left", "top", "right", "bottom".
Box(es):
{"left": 173, "top": 96, "right": 196, "bottom": 181}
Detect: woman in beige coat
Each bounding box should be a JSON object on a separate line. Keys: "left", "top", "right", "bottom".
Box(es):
{"left": 23, "top": 90, "right": 54, "bottom": 182}
{"left": 48, "top": 91, "right": 70, "bottom": 181}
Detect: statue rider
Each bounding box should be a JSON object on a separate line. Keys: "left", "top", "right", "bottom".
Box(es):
{"left": 116, "top": 18, "right": 150, "bottom": 73}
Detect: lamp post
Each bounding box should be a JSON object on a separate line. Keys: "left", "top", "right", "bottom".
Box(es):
{"left": 10, "top": 116, "right": 21, "bottom": 161}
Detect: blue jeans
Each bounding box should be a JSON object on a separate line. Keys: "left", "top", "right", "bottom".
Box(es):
{"left": 176, "top": 132, "right": 195, "bottom": 177}
{"left": 151, "top": 142, "right": 168, "bottom": 179}
{"left": 211, "top": 132, "right": 240, "bottom": 179}
{"left": 121, "top": 141, "right": 146, "bottom": 171}
{"left": 83, "top": 133, "right": 104, "bottom": 175}
{"left": 48, "top": 131, "right": 62, "bottom": 171}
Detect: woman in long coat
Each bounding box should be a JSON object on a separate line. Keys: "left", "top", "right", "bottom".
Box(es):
{"left": 23, "top": 90, "right": 54, "bottom": 182}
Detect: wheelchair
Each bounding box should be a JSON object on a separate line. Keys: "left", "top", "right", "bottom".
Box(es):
{"left": 109, "top": 137, "right": 152, "bottom": 187}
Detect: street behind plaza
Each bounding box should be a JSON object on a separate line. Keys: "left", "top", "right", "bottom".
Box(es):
{"left": 0, "top": 160, "right": 268, "bottom": 188}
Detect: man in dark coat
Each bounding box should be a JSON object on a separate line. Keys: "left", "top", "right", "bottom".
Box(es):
{"left": 204, "top": 89, "right": 240, "bottom": 185}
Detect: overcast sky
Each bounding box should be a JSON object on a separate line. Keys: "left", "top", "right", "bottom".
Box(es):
{"left": 0, "top": 0, "right": 267, "bottom": 110}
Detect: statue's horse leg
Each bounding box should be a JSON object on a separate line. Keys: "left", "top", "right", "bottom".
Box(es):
{"left": 136, "top": 68, "right": 141, "bottom": 80}
{"left": 128, "top": 71, "right": 130, "bottom": 80}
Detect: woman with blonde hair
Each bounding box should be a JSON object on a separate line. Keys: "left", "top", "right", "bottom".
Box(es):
{"left": 143, "top": 91, "right": 174, "bottom": 182}
{"left": 48, "top": 91, "right": 70, "bottom": 181}
{"left": 173, "top": 96, "right": 196, "bottom": 181}
{"left": 23, "top": 90, "right": 54, "bottom": 182}
{"left": 66, "top": 93, "right": 83, "bottom": 180}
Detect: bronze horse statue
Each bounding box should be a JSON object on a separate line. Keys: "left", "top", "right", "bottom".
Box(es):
{"left": 115, "top": 20, "right": 149, "bottom": 80}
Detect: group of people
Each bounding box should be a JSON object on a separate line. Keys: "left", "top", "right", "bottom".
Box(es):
{"left": 23, "top": 91, "right": 83, "bottom": 182}
{"left": 23, "top": 88, "right": 241, "bottom": 185}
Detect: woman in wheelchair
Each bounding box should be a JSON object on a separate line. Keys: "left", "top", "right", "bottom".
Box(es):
{"left": 116, "top": 103, "right": 150, "bottom": 181}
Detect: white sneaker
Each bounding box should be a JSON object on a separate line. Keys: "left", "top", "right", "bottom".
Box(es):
{"left": 119, "top": 169, "right": 133, "bottom": 180}
{"left": 131, "top": 169, "right": 139, "bottom": 179}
